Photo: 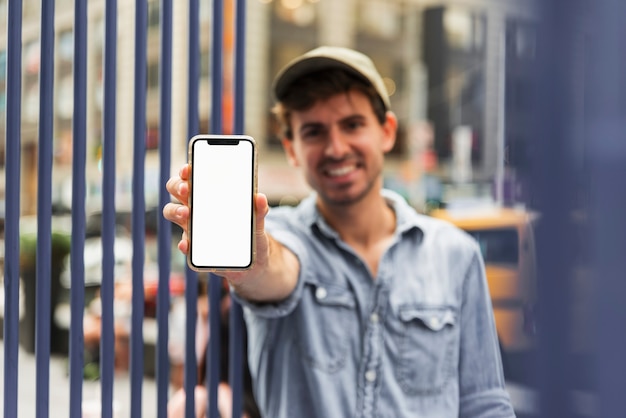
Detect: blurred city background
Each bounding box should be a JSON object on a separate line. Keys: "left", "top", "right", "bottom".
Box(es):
{"left": 0, "top": 0, "right": 540, "bottom": 211}
{"left": 1, "top": 0, "right": 624, "bottom": 416}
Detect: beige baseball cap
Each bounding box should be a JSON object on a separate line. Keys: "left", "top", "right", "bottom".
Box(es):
{"left": 272, "top": 46, "right": 390, "bottom": 110}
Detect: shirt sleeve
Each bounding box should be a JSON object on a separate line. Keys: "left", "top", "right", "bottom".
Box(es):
{"left": 458, "top": 245, "right": 517, "bottom": 417}
{"left": 230, "top": 228, "right": 309, "bottom": 319}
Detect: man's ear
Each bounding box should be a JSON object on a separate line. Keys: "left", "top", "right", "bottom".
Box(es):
{"left": 381, "top": 111, "right": 398, "bottom": 153}
{"left": 281, "top": 138, "right": 300, "bottom": 167}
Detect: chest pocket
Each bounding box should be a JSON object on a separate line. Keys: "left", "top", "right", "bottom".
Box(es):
{"left": 293, "top": 282, "right": 356, "bottom": 373}
{"left": 390, "top": 306, "right": 458, "bottom": 395}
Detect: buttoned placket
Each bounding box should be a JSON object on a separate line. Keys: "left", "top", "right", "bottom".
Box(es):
{"left": 356, "top": 274, "right": 390, "bottom": 418}
{"left": 317, "top": 216, "right": 398, "bottom": 417}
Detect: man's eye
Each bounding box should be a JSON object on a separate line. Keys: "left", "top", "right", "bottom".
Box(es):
{"left": 345, "top": 120, "right": 364, "bottom": 131}
{"left": 302, "top": 128, "right": 322, "bottom": 139}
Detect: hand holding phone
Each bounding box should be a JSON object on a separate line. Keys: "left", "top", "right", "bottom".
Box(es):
{"left": 188, "top": 135, "right": 257, "bottom": 271}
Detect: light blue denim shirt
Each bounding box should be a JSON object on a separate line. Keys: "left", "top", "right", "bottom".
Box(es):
{"left": 233, "top": 190, "right": 515, "bottom": 418}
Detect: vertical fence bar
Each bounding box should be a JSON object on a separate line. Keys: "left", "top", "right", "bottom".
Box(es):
{"left": 69, "top": 0, "right": 89, "bottom": 416}
{"left": 101, "top": 1, "right": 118, "bottom": 416}
{"left": 232, "top": 0, "right": 246, "bottom": 200}
{"left": 2, "top": 0, "right": 23, "bottom": 416}
{"left": 208, "top": 1, "right": 224, "bottom": 417}
{"left": 229, "top": 0, "right": 247, "bottom": 416}
{"left": 185, "top": 0, "right": 201, "bottom": 416}
{"left": 157, "top": 0, "right": 174, "bottom": 416}
{"left": 533, "top": 1, "right": 581, "bottom": 416}
{"left": 588, "top": 1, "right": 626, "bottom": 416}
{"left": 131, "top": 0, "right": 148, "bottom": 416}
{"left": 35, "top": 0, "right": 56, "bottom": 415}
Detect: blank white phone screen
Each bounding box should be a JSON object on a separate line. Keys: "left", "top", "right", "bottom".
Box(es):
{"left": 190, "top": 138, "right": 254, "bottom": 269}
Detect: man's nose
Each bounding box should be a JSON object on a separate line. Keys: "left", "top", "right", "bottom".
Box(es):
{"left": 324, "top": 128, "right": 350, "bottom": 157}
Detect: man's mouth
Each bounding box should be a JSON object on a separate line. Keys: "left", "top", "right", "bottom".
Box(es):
{"left": 325, "top": 165, "right": 357, "bottom": 178}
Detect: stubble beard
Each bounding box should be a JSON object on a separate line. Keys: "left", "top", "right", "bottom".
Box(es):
{"left": 317, "top": 173, "right": 380, "bottom": 209}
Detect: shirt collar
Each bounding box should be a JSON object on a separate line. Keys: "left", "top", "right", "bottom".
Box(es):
{"left": 296, "top": 189, "right": 426, "bottom": 239}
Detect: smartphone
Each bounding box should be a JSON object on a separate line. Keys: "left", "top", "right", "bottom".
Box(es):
{"left": 188, "top": 134, "right": 257, "bottom": 271}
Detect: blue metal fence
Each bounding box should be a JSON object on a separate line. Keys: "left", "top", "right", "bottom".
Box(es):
{"left": 2, "top": 1, "right": 245, "bottom": 417}
{"left": 3, "top": 0, "right": 23, "bottom": 414}
{"left": 35, "top": 1, "right": 56, "bottom": 416}
{"left": 69, "top": 0, "right": 88, "bottom": 417}
{"left": 132, "top": 0, "right": 149, "bottom": 414}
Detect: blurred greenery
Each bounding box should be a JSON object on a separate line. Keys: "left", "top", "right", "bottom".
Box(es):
{"left": 19, "top": 231, "right": 71, "bottom": 272}
{"left": 18, "top": 231, "right": 72, "bottom": 354}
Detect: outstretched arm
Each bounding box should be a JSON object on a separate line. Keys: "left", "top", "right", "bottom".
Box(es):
{"left": 163, "top": 164, "right": 299, "bottom": 303}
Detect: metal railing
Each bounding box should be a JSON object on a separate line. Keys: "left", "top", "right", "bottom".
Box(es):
{"left": 2, "top": 1, "right": 246, "bottom": 417}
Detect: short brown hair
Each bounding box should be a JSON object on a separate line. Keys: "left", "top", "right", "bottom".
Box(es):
{"left": 272, "top": 68, "right": 387, "bottom": 140}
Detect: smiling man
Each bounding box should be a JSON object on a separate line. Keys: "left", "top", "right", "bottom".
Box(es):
{"left": 164, "top": 46, "right": 515, "bottom": 417}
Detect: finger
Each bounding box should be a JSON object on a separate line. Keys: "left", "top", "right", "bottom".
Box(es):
{"left": 163, "top": 202, "right": 189, "bottom": 230}
{"left": 179, "top": 163, "right": 190, "bottom": 181}
{"left": 166, "top": 178, "right": 189, "bottom": 205}
{"left": 178, "top": 230, "right": 189, "bottom": 255}
{"left": 166, "top": 164, "right": 191, "bottom": 203}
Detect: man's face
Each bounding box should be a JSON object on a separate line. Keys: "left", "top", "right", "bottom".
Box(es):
{"left": 282, "top": 90, "right": 397, "bottom": 208}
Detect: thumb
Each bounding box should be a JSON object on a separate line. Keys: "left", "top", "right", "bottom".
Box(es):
{"left": 254, "top": 193, "right": 269, "bottom": 235}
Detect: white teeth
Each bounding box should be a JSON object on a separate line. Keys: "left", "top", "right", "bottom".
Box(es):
{"left": 327, "top": 166, "right": 355, "bottom": 177}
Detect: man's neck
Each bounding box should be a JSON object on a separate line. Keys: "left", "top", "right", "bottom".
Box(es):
{"left": 317, "top": 190, "right": 396, "bottom": 248}
{"left": 317, "top": 189, "right": 396, "bottom": 278}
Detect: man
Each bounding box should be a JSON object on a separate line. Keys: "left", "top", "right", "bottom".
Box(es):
{"left": 164, "top": 46, "right": 515, "bottom": 417}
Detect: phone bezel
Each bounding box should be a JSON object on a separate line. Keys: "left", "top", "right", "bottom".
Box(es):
{"left": 187, "top": 134, "right": 257, "bottom": 272}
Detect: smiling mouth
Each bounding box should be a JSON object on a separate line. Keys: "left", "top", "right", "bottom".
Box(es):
{"left": 325, "top": 165, "right": 357, "bottom": 177}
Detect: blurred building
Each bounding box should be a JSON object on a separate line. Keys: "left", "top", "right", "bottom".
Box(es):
{"left": 0, "top": 0, "right": 539, "bottom": 212}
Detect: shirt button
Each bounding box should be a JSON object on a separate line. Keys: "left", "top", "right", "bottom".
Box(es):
{"left": 365, "top": 370, "right": 377, "bottom": 382}
{"left": 315, "top": 287, "right": 328, "bottom": 300}
{"left": 370, "top": 313, "right": 379, "bottom": 323}
{"left": 429, "top": 317, "right": 441, "bottom": 328}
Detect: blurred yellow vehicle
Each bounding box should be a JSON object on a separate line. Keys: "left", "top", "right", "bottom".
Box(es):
{"left": 430, "top": 206, "right": 538, "bottom": 357}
